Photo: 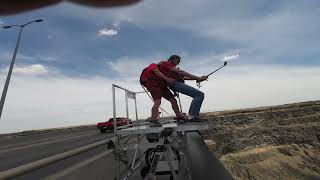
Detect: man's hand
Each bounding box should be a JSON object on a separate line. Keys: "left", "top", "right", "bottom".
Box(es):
{"left": 196, "top": 76, "right": 208, "bottom": 83}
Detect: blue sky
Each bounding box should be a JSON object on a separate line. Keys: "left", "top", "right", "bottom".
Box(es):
{"left": 0, "top": 0, "right": 320, "bottom": 133}
{"left": 1, "top": 0, "right": 318, "bottom": 77}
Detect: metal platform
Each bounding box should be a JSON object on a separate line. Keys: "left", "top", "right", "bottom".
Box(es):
{"left": 110, "top": 84, "right": 232, "bottom": 180}
{"left": 116, "top": 122, "right": 209, "bottom": 136}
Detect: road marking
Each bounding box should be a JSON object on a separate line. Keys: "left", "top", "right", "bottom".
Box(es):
{"left": 0, "top": 137, "right": 115, "bottom": 180}
{"left": 0, "top": 131, "right": 100, "bottom": 153}
{"left": 43, "top": 149, "right": 113, "bottom": 180}
{"left": 0, "top": 130, "right": 97, "bottom": 150}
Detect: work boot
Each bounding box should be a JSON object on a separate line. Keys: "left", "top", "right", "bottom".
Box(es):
{"left": 149, "top": 119, "right": 162, "bottom": 127}
{"left": 186, "top": 116, "right": 207, "bottom": 124}
{"left": 174, "top": 116, "right": 187, "bottom": 124}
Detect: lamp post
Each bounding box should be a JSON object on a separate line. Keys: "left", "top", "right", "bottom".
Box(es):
{"left": 0, "top": 19, "right": 43, "bottom": 120}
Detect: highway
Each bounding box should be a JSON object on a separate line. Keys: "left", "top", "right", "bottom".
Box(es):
{"left": 0, "top": 124, "right": 232, "bottom": 180}
{"left": 0, "top": 127, "right": 118, "bottom": 180}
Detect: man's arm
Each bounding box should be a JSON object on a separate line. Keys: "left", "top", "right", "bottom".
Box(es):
{"left": 183, "top": 76, "right": 196, "bottom": 80}
{"left": 152, "top": 69, "right": 176, "bottom": 84}
{"left": 170, "top": 67, "right": 204, "bottom": 81}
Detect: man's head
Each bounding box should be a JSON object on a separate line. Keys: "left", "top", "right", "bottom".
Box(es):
{"left": 168, "top": 55, "right": 181, "bottom": 66}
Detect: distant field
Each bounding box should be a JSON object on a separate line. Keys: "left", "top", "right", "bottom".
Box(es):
{"left": 202, "top": 100, "right": 320, "bottom": 179}
{"left": 2, "top": 100, "right": 319, "bottom": 179}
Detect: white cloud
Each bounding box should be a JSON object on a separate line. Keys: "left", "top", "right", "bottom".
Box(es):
{"left": 14, "top": 64, "right": 48, "bottom": 75}
{"left": 97, "top": 28, "right": 118, "bottom": 36}
{"left": 1, "top": 64, "right": 49, "bottom": 76}
{"left": 179, "top": 65, "right": 320, "bottom": 115}
{"left": 0, "top": 19, "right": 3, "bottom": 25}
{"left": 52, "top": 1, "right": 320, "bottom": 64}
{"left": 0, "top": 74, "right": 151, "bottom": 133}
{"left": 17, "top": 54, "right": 36, "bottom": 61}
{"left": 0, "top": 64, "right": 319, "bottom": 134}
{"left": 108, "top": 55, "right": 320, "bottom": 114}
{"left": 0, "top": 52, "right": 37, "bottom": 62}
{"left": 108, "top": 57, "right": 150, "bottom": 77}
{"left": 107, "top": 52, "right": 241, "bottom": 79}
{"left": 1, "top": 2, "right": 320, "bottom": 133}
{"left": 223, "top": 53, "right": 240, "bottom": 62}
{"left": 55, "top": 1, "right": 320, "bottom": 60}
{"left": 200, "top": 65, "right": 320, "bottom": 112}
{"left": 0, "top": 51, "right": 58, "bottom": 64}
{"left": 106, "top": 0, "right": 320, "bottom": 62}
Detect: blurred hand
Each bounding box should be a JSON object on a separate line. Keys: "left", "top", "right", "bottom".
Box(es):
{"left": 196, "top": 76, "right": 208, "bottom": 83}
{"left": 0, "top": 0, "right": 141, "bottom": 15}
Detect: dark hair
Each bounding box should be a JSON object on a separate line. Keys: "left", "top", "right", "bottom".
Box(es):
{"left": 168, "top": 55, "right": 181, "bottom": 61}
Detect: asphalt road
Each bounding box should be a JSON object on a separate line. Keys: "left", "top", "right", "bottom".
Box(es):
{"left": 0, "top": 127, "right": 172, "bottom": 180}
{"left": 13, "top": 140, "right": 170, "bottom": 180}
{"left": 0, "top": 125, "right": 230, "bottom": 180}
{"left": 0, "top": 127, "right": 113, "bottom": 176}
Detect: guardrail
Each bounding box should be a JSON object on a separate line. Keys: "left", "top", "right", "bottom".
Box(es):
{"left": 0, "top": 136, "right": 116, "bottom": 180}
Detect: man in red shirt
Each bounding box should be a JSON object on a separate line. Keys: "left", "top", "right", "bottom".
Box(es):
{"left": 158, "top": 55, "right": 207, "bottom": 122}
{"left": 141, "top": 63, "right": 186, "bottom": 126}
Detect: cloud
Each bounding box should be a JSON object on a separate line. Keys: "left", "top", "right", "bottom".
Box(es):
{"left": 37, "top": 1, "right": 320, "bottom": 66}
{"left": 0, "top": 19, "right": 3, "bottom": 25}
{"left": 107, "top": 52, "right": 241, "bottom": 78}
{"left": 0, "top": 51, "right": 58, "bottom": 64}
{"left": 0, "top": 1, "right": 319, "bottom": 133}
{"left": 108, "top": 57, "right": 151, "bottom": 78}
{"left": 97, "top": 28, "right": 118, "bottom": 36}
{"left": 1, "top": 64, "right": 48, "bottom": 75}
{"left": 0, "top": 74, "right": 151, "bottom": 133}
{"left": 106, "top": 0, "right": 320, "bottom": 63}
{"left": 0, "top": 64, "right": 319, "bottom": 134}
{"left": 0, "top": 52, "right": 37, "bottom": 62}
{"left": 223, "top": 53, "right": 240, "bottom": 62}
{"left": 198, "top": 65, "right": 320, "bottom": 112}
{"left": 16, "top": 54, "right": 36, "bottom": 61}
{"left": 1, "top": 57, "right": 320, "bottom": 134}
{"left": 15, "top": 64, "right": 48, "bottom": 75}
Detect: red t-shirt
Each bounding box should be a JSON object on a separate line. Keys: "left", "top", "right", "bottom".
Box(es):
{"left": 158, "top": 61, "right": 182, "bottom": 80}
{"left": 146, "top": 63, "right": 166, "bottom": 87}
{"left": 158, "top": 61, "right": 175, "bottom": 77}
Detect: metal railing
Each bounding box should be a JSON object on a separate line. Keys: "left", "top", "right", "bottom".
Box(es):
{"left": 112, "top": 84, "right": 139, "bottom": 134}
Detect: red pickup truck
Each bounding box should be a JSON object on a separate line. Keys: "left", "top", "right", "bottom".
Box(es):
{"left": 97, "top": 117, "right": 131, "bottom": 133}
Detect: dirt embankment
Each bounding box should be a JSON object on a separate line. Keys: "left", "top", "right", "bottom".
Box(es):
{"left": 202, "top": 100, "right": 320, "bottom": 180}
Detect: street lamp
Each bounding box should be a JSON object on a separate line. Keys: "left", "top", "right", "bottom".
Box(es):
{"left": 0, "top": 19, "right": 44, "bottom": 120}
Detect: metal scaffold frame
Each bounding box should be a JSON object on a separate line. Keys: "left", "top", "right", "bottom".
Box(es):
{"left": 111, "top": 84, "right": 231, "bottom": 180}
{"left": 112, "top": 84, "right": 140, "bottom": 180}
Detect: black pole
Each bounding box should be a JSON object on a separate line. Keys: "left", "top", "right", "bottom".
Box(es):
{"left": 196, "top": 61, "right": 227, "bottom": 88}
{"left": 0, "top": 27, "right": 23, "bottom": 120}
{"left": 207, "top": 61, "right": 227, "bottom": 77}
{"left": 0, "top": 19, "right": 43, "bottom": 120}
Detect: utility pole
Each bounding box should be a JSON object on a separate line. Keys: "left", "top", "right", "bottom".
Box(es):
{"left": 0, "top": 19, "right": 44, "bottom": 120}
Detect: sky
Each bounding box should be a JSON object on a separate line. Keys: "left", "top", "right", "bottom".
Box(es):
{"left": 0, "top": 0, "right": 319, "bottom": 133}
